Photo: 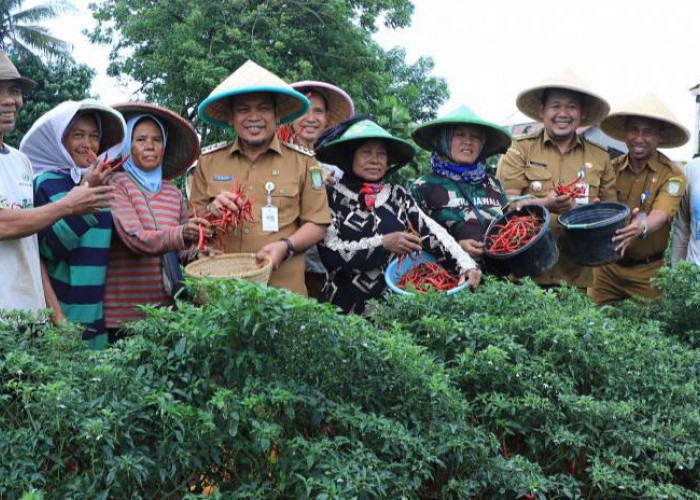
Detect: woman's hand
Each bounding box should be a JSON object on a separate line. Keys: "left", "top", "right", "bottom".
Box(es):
{"left": 182, "top": 217, "right": 212, "bottom": 244}
{"left": 82, "top": 158, "right": 113, "bottom": 187}
{"left": 382, "top": 231, "right": 422, "bottom": 254}
{"left": 459, "top": 238, "right": 484, "bottom": 259}
{"left": 462, "top": 268, "right": 482, "bottom": 290}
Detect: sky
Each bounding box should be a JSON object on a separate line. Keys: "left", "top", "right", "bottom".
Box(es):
{"left": 44, "top": 0, "right": 700, "bottom": 160}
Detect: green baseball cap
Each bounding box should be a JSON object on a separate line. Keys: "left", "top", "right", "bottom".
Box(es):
{"left": 412, "top": 105, "right": 512, "bottom": 159}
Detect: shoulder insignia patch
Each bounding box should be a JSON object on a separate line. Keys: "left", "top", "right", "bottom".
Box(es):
{"left": 665, "top": 176, "right": 684, "bottom": 196}
{"left": 283, "top": 141, "right": 315, "bottom": 157}
{"left": 201, "top": 141, "right": 233, "bottom": 155}
{"left": 309, "top": 166, "right": 324, "bottom": 190}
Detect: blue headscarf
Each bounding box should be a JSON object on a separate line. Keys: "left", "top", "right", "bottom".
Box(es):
{"left": 430, "top": 125, "right": 487, "bottom": 184}
{"left": 122, "top": 114, "right": 168, "bottom": 193}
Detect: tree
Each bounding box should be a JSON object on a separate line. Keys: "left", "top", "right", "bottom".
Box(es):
{"left": 4, "top": 54, "right": 95, "bottom": 146}
{"left": 88, "top": 0, "right": 448, "bottom": 148}
{"left": 0, "top": 0, "right": 75, "bottom": 62}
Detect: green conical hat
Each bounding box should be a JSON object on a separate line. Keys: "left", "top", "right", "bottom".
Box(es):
{"left": 197, "top": 60, "right": 310, "bottom": 128}
{"left": 316, "top": 119, "right": 415, "bottom": 172}
{"left": 412, "top": 105, "right": 512, "bottom": 158}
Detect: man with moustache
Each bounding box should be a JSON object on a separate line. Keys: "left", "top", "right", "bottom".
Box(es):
{"left": 0, "top": 51, "right": 114, "bottom": 315}
{"left": 589, "top": 94, "right": 688, "bottom": 303}
{"left": 497, "top": 69, "right": 617, "bottom": 288}
{"left": 190, "top": 61, "right": 330, "bottom": 296}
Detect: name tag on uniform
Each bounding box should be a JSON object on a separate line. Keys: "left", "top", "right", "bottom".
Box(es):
{"left": 212, "top": 175, "right": 233, "bottom": 182}
{"left": 261, "top": 181, "right": 279, "bottom": 232}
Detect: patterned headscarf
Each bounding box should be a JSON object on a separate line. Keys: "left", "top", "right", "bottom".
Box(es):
{"left": 430, "top": 125, "right": 488, "bottom": 184}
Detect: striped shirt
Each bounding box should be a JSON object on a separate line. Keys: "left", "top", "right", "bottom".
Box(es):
{"left": 104, "top": 172, "right": 189, "bottom": 327}
{"left": 34, "top": 171, "right": 113, "bottom": 343}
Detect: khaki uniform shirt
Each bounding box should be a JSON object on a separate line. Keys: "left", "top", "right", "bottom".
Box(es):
{"left": 190, "top": 136, "right": 330, "bottom": 295}
{"left": 496, "top": 130, "right": 616, "bottom": 287}
{"left": 612, "top": 152, "right": 685, "bottom": 261}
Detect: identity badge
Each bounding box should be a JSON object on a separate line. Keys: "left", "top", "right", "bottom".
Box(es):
{"left": 262, "top": 182, "right": 279, "bottom": 232}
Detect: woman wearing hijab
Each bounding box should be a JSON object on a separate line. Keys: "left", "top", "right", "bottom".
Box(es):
{"left": 410, "top": 106, "right": 513, "bottom": 265}
{"left": 20, "top": 99, "right": 126, "bottom": 349}
{"left": 316, "top": 118, "right": 481, "bottom": 315}
{"left": 104, "top": 103, "right": 206, "bottom": 341}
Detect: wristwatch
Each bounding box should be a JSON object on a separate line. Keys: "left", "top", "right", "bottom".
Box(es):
{"left": 280, "top": 238, "right": 295, "bottom": 260}
{"left": 639, "top": 219, "right": 649, "bottom": 240}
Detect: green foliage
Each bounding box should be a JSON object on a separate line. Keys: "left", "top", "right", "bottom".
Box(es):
{"left": 646, "top": 261, "right": 700, "bottom": 347}
{"left": 4, "top": 54, "right": 95, "bottom": 146}
{"left": 87, "top": 0, "right": 448, "bottom": 146}
{"left": 6, "top": 268, "right": 700, "bottom": 498}
{"left": 371, "top": 276, "right": 700, "bottom": 499}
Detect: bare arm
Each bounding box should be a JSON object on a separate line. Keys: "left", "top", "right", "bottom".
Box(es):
{"left": 40, "top": 259, "right": 65, "bottom": 324}
{"left": 0, "top": 184, "right": 113, "bottom": 241}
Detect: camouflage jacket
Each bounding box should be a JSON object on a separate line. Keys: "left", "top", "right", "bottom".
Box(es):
{"left": 410, "top": 172, "right": 508, "bottom": 241}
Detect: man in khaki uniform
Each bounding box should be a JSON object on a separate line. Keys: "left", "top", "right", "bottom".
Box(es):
{"left": 589, "top": 94, "right": 688, "bottom": 304}
{"left": 191, "top": 60, "right": 330, "bottom": 296}
{"left": 497, "top": 69, "right": 616, "bottom": 287}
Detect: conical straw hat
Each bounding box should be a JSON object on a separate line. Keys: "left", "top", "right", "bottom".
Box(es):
{"left": 291, "top": 81, "right": 354, "bottom": 129}
{"left": 412, "top": 105, "right": 512, "bottom": 159}
{"left": 600, "top": 93, "right": 689, "bottom": 148}
{"left": 113, "top": 102, "right": 201, "bottom": 179}
{"left": 0, "top": 51, "right": 36, "bottom": 93}
{"left": 198, "top": 60, "right": 309, "bottom": 128}
{"left": 315, "top": 119, "right": 415, "bottom": 173}
{"left": 516, "top": 68, "right": 610, "bottom": 127}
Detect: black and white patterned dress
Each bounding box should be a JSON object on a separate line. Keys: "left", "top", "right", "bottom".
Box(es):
{"left": 318, "top": 182, "right": 477, "bottom": 314}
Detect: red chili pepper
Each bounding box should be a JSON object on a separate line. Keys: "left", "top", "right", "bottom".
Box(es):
{"left": 486, "top": 214, "right": 543, "bottom": 254}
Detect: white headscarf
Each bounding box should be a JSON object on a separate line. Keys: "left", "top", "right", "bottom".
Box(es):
{"left": 20, "top": 99, "right": 126, "bottom": 183}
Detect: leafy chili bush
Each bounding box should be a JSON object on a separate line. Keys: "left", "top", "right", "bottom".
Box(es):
{"left": 4, "top": 271, "right": 700, "bottom": 499}
{"left": 372, "top": 276, "right": 700, "bottom": 499}
{"left": 1, "top": 280, "right": 532, "bottom": 499}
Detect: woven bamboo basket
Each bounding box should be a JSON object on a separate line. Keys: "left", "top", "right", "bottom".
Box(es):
{"left": 184, "top": 253, "right": 273, "bottom": 284}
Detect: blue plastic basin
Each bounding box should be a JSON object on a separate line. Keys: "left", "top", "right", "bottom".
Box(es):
{"left": 384, "top": 251, "right": 469, "bottom": 296}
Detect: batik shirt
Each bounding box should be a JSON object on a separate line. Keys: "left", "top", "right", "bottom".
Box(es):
{"left": 410, "top": 172, "right": 508, "bottom": 242}
{"left": 319, "top": 182, "right": 476, "bottom": 315}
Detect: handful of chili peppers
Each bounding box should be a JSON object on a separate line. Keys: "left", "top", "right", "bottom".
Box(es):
{"left": 85, "top": 149, "right": 131, "bottom": 173}
{"left": 397, "top": 261, "right": 459, "bottom": 294}
{"left": 554, "top": 173, "right": 586, "bottom": 198}
{"left": 486, "top": 213, "right": 543, "bottom": 254}
{"left": 195, "top": 179, "right": 255, "bottom": 252}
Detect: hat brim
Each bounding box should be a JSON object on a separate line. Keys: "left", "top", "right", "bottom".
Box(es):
{"left": 113, "top": 102, "right": 201, "bottom": 179}
{"left": 316, "top": 136, "right": 415, "bottom": 174}
{"left": 413, "top": 120, "right": 512, "bottom": 158}
{"left": 291, "top": 81, "right": 354, "bottom": 129}
{"left": 600, "top": 112, "right": 690, "bottom": 148}
{"left": 198, "top": 86, "right": 310, "bottom": 128}
{"left": 516, "top": 85, "right": 610, "bottom": 127}
{"left": 16, "top": 76, "right": 37, "bottom": 94}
